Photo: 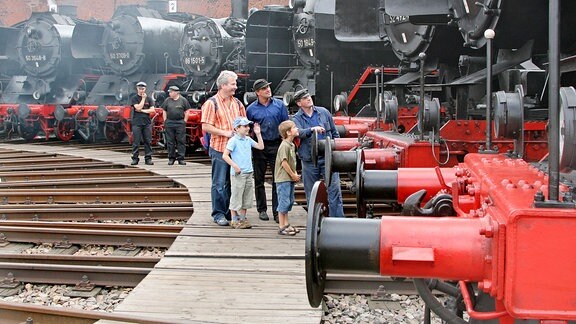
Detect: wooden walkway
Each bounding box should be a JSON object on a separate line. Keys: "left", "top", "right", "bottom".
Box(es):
{"left": 0, "top": 143, "right": 321, "bottom": 324}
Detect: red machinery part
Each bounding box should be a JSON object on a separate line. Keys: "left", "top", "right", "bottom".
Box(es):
{"left": 307, "top": 153, "right": 576, "bottom": 321}
{"left": 310, "top": 130, "right": 362, "bottom": 166}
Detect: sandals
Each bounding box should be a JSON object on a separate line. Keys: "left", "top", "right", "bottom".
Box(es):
{"left": 286, "top": 224, "right": 300, "bottom": 233}
{"left": 278, "top": 224, "right": 297, "bottom": 236}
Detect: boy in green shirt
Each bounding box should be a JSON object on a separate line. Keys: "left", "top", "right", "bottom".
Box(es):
{"left": 274, "top": 120, "right": 301, "bottom": 235}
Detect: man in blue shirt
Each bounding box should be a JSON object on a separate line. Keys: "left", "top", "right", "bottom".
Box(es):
{"left": 246, "top": 79, "right": 289, "bottom": 222}
{"left": 292, "top": 89, "right": 344, "bottom": 217}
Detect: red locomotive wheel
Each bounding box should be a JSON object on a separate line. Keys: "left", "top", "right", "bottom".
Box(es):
{"left": 55, "top": 120, "right": 75, "bottom": 141}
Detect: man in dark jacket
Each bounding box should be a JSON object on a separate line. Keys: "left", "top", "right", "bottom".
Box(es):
{"left": 292, "top": 89, "right": 344, "bottom": 217}
{"left": 161, "top": 85, "right": 191, "bottom": 165}
{"left": 131, "top": 81, "right": 155, "bottom": 165}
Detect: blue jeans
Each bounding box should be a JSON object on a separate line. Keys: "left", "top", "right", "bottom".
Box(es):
{"left": 301, "top": 159, "right": 344, "bottom": 217}
{"left": 276, "top": 181, "right": 295, "bottom": 213}
{"left": 209, "top": 148, "right": 231, "bottom": 221}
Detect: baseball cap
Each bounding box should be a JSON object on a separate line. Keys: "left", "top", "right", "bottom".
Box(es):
{"left": 136, "top": 81, "right": 147, "bottom": 87}
{"left": 293, "top": 88, "right": 311, "bottom": 101}
{"left": 253, "top": 79, "right": 271, "bottom": 91}
{"left": 233, "top": 117, "right": 253, "bottom": 129}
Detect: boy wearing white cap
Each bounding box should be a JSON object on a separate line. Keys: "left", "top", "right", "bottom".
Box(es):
{"left": 222, "top": 117, "right": 264, "bottom": 229}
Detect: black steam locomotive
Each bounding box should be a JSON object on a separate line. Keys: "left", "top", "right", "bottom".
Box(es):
{"left": 245, "top": 0, "right": 399, "bottom": 114}
{"left": 59, "top": 5, "right": 188, "bottom": 143}
{"left": 0, "top": 12, "right": 104, "bottom": 140}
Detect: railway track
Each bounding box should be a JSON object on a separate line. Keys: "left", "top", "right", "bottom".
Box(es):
{"left": 0, "top": 301, "right": 184, "bottom": 324}
{"left": 0, "top": 223, "right": 179, "bottom": 248}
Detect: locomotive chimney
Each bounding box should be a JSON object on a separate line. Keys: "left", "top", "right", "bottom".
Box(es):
{"left": 230, "top": 0, "right": 249, "bottom": 19}
{"left": 147, "top": 0, "right": 169, "bottom": 15}
{"left": 58, "top": 5, "right": 78, "bottom": 18}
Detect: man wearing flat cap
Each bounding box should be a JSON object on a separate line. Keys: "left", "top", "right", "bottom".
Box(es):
{"left": 161, "top": 85, "right": 191, "bottom": 165}
{"left": 201, "top": 70, "right": 247, "bottom": 226}
{"left": 246, "top": 79, "right": 289, "bottom": 222}
{"left": 130, "top": 81, "right": 155, "bottom": 165}
{"left": 292, "top": 88, "right": 344, "bottom": 217}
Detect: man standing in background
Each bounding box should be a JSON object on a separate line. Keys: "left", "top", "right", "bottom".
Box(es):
{"left": 161, "top": 85, "right": 191, "bottom": 166}
{"left": 246, "top": 79, "right": 289, "bottom": 223}
{"left": 131, "top": 81, "right": 155, "bottom": 166}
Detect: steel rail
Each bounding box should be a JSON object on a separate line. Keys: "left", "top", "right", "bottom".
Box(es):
{"left": 0, "top": 176, "right": 180, "bottom": 189}
{"left": 0, "top": 206, "right": 193, "bottom": 221}
{"left": 0, "top": 161, "right": 123, "bottom": 172}
{"left": 325, "top": 274, "right": 417, "bottom": 296}
{"left": 0, "top": 226, "right": 179, "bottom": 247}
{"left": 0, "top": 152, "right": 59, "bottom": 159}
{"left": 0, "top": 220, "right": 185, "bottom": 233}
{"left": 0, "top": 188, "right": 191, "bottom": 204}
{"left": 0, "top": 301, "right": 191, "bottom": 324}
{"left": 0, "top": 168, "right": 153, "bottom": 181}
{"left": 0, "top": 254, "right": 161, "bottom": 268}
{"left": 0, "top": 157, "right": 93, "bottom": 166}
{"left": 0, "top": 262, "right": 149, "bottom": 287}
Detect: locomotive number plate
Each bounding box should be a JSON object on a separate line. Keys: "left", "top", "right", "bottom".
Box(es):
{"left": 388, "top": 15, "right": 409, "bottom": 24}
{"left": 25, "top": 55, "right": 47, "bottom": 62}
{"left": 296, "top": 38, "right": 315, "bottom": 48}
{"left": 185, "top": 57, "right": 206, "bottom": 65}
{"left": 110, "top": 52, "right": 130, "bottom": 60}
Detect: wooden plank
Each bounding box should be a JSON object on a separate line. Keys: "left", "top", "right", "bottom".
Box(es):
{"left": 157, "top": 257, "right": 305, "bottom": 275}
{"left": 166, "top": 236, "right": 304, "bottom": 258}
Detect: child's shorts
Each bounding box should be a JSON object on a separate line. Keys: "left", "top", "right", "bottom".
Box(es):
{"left": 276, "top": 181, "right": 295, "bottom": 213}
{"left": 229, "top": 172, "right": 254, "bottom": 211}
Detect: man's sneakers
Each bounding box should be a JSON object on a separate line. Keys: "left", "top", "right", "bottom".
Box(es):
{"left": 214, "top": 217, "right": 229, "bottom": 226}
{"left": 178, "top": 160, "right": 186, "bottom": 165}
{"left": 145, "top": 160, "right": 154, "bottom": 165}
{"left": 131, "top": 159, "right": 139, "bottom": 165}
{"left": 258, "top": 211, "right": 269, "bottom": 221}
{"left": 168, "top": 159, "right": 175, "bottom": 165}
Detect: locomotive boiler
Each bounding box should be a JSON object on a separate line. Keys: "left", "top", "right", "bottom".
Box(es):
{"left": 306, "top": 0, "right": 576, "bottom": 322}
{"left": 63, "top": 5, "right": 187, "bottom": 143}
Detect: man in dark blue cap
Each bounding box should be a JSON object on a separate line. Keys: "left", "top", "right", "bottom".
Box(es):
{"left": 292, "top": 88, "right": 344, "bottom": 217}
{"left": 246, "top": 79, "right": 289, "bottom": 222}
{"left": 161, "top": 85, "right": 191, "bottom": 165}
{"left": 130, "top": 81, "right": 155, "bottom": 165}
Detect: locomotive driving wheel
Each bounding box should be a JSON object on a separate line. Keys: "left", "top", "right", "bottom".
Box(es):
{"left": 17, "top": 120, "right": 40, "bottom": 142}
{"left": 55, "top": 119, "right": 76, "bottom": 141}
{"left": 104, "top": 122, "right": 126, "bottom": 144}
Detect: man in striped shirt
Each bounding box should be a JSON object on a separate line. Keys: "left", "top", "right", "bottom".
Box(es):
{"left": 201, "top": 70, "right": 247, "bottom": 226}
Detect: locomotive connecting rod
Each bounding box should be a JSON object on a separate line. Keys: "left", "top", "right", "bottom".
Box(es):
{"left": 306, "top": 181, "right": 491, "bottom": 308}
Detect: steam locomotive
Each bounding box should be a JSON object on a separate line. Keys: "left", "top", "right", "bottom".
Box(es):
{"left": 306, "top": 0, "right": 576, "bottom": 322}
{"left": 177, "top": 1, "right": 249, "bottom": 150}
{"left": 58, "top": 5, "right": 188, "bottom": 143}
{"left": 0, "top": 12, "right": 104, "bottom": 141}
{"left": 245, "top": 0, "right": 399, "bottom": 114}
